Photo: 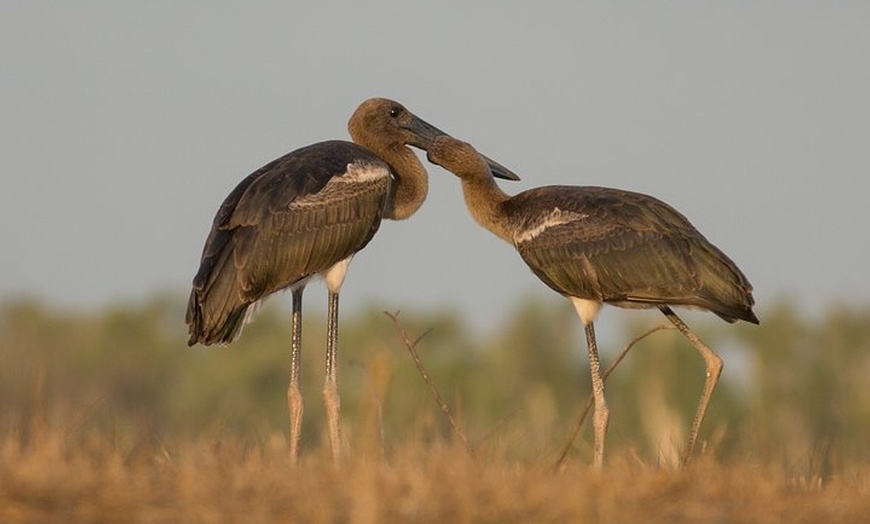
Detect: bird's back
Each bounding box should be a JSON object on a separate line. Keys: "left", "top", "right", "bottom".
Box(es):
{"left": 510, "top": 186, "right": 758, "bottom": 324}
{"left": 186, "top": 141, "right": 393, "bottom": 345}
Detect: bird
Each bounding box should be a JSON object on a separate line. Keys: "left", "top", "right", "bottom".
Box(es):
{"left": 185, "top": 98, "right": 519, "bottom": 464}
{"left": 425, "top": 135, "right": 758, "bottom": 469}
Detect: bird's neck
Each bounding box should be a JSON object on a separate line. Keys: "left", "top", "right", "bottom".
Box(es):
{"left": 383, "top": 146, "right": 429, "bottom": 220}
{"left": 461, "top": 175, "right": 513, "bottom": 244}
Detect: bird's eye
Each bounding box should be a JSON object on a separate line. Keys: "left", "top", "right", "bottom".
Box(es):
{"left": 389, "top": 107, "right": 401, "bottom": 118}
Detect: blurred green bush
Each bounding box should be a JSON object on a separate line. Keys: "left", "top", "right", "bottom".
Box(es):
{"left": 2, "top": 295, "right": 868, "bottom": 475}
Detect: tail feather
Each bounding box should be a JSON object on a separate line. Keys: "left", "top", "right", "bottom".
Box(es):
{"left": 707, "top": 300, "right": 759, "bottom": 325}
{"left": 691, "top": 241, "right": 759, "bottom": 325}
{"left": 186, "top": 290, "right": 250, "bottom": 346}
{"left": 186, "top": 231, "right": 253, "bottom": 346}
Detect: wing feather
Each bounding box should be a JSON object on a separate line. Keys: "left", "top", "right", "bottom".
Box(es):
{"left": 186, "top": 141, "right": 392, "bottom": 345}
{"left": 512, "top": 186, "right": 757, "bottom": 323}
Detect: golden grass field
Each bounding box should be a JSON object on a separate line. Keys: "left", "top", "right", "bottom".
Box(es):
{"left": 3, "top": 427, "right": 870, "bottom": 523}
{"left": 2, "top": 298, "right": 869, "bottom": 522}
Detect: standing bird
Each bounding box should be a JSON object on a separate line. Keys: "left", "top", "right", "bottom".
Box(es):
{"left": 185, "top": 98, "right": 520, "bottom": 464}
{"left": 426, "top": 135, "right": 758, "bottom": 469}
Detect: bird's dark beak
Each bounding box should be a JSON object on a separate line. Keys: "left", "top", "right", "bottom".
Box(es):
{"left": 480, "top": 154, "right": 521, "bottom": 181}
{"left": 404, "top": 115, "right": 522, "bottom": 181}
{"left": 402, "top": 115, "right": 447, "bottom": 150}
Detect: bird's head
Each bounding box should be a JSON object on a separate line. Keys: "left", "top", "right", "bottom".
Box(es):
{"left": 426, "top": 135, "right": 491, "bottom": 181}
{"left": 349, "top": 98, "right": 521, "bottom": 181}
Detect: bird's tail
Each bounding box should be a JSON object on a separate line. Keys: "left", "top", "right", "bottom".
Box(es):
{"left": 185, "top": 238, "right": 253, "bottom": 346}
{"left": 185, "top": 288, "right": 251, "bottom": 346}
{"left": 693, "top": 241, "right": 759, "bottom": 325}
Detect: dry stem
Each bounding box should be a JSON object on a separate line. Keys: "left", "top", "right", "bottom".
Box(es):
{"left": 384, "top": 311, "right": 472, "bottom": 453}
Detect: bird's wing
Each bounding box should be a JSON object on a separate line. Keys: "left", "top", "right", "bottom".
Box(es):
{"left": 186, "top": 141, "right": 391, "bottom": 344}
{"left": 230, "top": 160, "right": 391, "bottom": 299}
{"left": 512, "top": 186, "right": 755, "bottom": 321}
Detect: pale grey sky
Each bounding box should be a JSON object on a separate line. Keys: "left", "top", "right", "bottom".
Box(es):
{"left": 2, "top": 2, "right": 868, "bottom": 335}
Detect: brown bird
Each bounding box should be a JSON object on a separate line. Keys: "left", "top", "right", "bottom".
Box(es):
{"left": 426, "top": 135, "right": 758, "bottom": 469}
{"left": 186, "top": 99, "right": 520, "bottom": 464}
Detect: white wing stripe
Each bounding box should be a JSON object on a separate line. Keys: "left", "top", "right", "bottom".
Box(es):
{"left": 514, "top": 207, "right": 587, "bottom": 244}
{"left": 342, "top": 162, "right": 391, "bottom": 183}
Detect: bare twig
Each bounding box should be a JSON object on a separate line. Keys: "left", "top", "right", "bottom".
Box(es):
{"left": 62, "top": 393, "right": 107, "bottom": 440}
{"left": 384, "top": 311, "right": 471, "bottom": 453}
{"left": 554, "top": 324, "right": 676, "bottom": 469}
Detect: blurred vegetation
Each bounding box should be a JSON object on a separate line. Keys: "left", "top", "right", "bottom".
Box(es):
{"left": 1, "top": 295, "right": 868, "bottom": 477}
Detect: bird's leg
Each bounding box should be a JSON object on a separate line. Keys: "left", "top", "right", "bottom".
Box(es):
{"left": 659, "top": 306, "right": 723, "bottom": 466}
{"left": 288, "top": 287, "right": 305, "bottom": 464}
{"left": 323, "top": 290, "right": 343, "bottom": 465}
{"left": 584, "top": 322, "right": 609, "bottom": 470}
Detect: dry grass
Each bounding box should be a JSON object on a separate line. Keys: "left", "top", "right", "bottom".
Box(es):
{"left": 2, "top": 427, "right": 869, "bottom": 524}
{"left": 3, "top": 299, "right": 870, "bottom": 522}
